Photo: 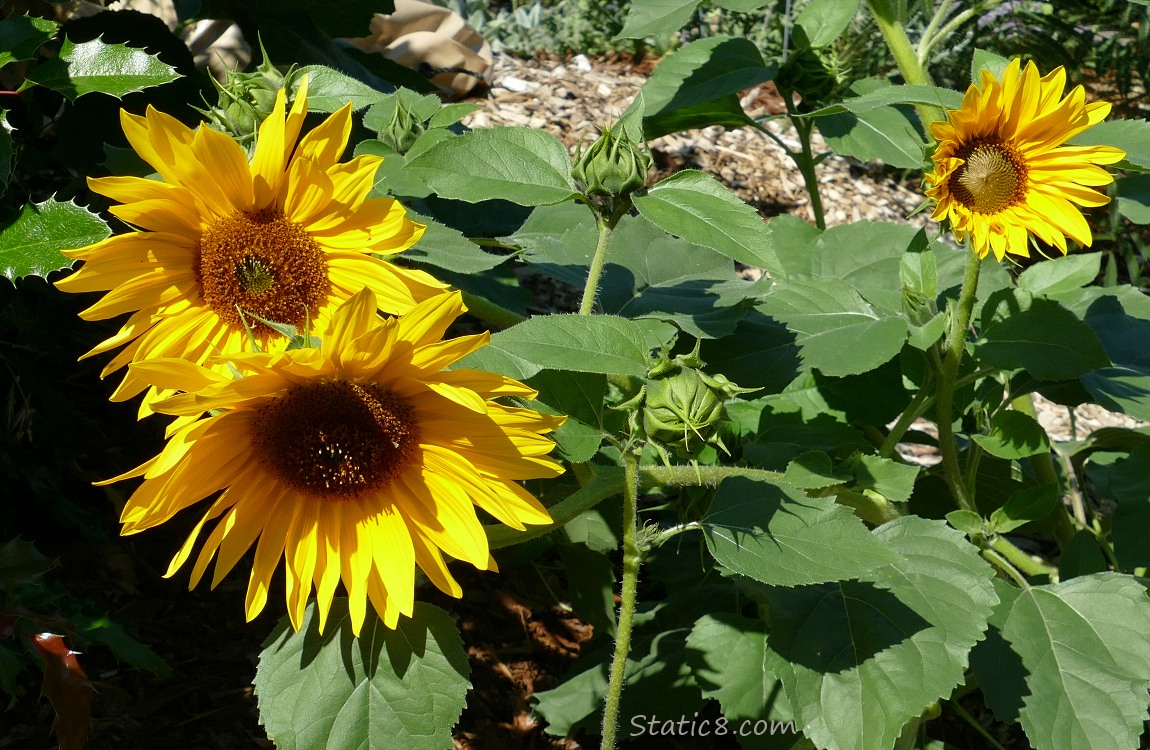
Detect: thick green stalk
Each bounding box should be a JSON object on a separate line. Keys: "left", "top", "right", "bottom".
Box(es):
{"left": 640, "top": 464, "right": 785, "bottom": 487}
{"left": 580, "top": 211, "right": 619, "bottom": 315}
{"left": 863, "top": 0, "right": 943, "bottom": 126}
{"left": 459, "top": 290, "right": 526, "bottom": 329}
{"left": 791, "top": 114, "right": 827, "bottom": 230}
{"left": 601, "top": 450, "right": 642, "bottom": 750}
{"left": 934, "top": 251, "right": 981, "bottom": 512}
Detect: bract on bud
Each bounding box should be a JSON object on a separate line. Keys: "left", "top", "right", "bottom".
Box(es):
{"left": 640, "top": 347, "right": 757, "bottom": 459}
{"left": 381, "top": 96, "right": 427, "bottom": 155}
{"left": 573, "top": 127, "right": 652, "bottom": 197}
{"left": 201, "top": 54, "right": 299, "bottom": 147}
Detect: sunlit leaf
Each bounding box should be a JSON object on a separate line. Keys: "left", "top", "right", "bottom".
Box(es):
{"left": 30, "top": 633, "right": 91, "bottom": 750}
{"left": 0, "top": 198, "right": 109, "bottom": 284}
{"left": 24, "top": 38, "right": 178, "bottom": 100}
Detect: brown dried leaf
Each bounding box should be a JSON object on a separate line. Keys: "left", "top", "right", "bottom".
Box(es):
{"left": 31, "top": 632, "right": 92, "bottom": 750}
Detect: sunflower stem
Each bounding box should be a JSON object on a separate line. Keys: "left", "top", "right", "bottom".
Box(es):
{"left": 580, "top": 207, "right": 623, "bottom": 315}
{"left": 601, "top": 449, "right": 642, "bottom": 750}
{"left": 459, "top": 290, "right": 526, "bottom": 329}
{"left": 934, "top": 250, "right": 981, "bottom": 513}
{"left": 640, "top": 464, "right": 785, "bottom": 487}
{"left": 863, "top": 0, "right": 943, "bottom": 126}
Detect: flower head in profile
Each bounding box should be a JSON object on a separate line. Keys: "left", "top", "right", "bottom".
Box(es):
{"left": 55, "top": 75, "right": 447, "bottom": 415}
{"left": 104, "top": 290, "right": 565, "bottom": 635}
{"left": 925, "top": 58, "right": 1125, "bottom": 260}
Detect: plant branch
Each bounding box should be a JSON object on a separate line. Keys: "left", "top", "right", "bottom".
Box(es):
{"left": 601, "top": 450, "right": 642, "bottom": 750}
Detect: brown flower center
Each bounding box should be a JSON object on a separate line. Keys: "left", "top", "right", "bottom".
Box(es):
{"left": 948, "top": 138, "right": 1028, "bottom": 214}
{"left": 251, "top": 380, "right": 419, "bottom": 501}
{"left": 194, "top": 209, "right": 331, "bottom": 335}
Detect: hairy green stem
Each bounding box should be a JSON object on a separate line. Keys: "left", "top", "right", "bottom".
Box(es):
{"left": 601, "top": 450, "right": 642, "bottom": 750}
{"left": 864, "top": 0, "right": 943, "bottom": 126}
{"left": 990, "top": 535, "right": 1056, "bottom": 578}
{"left": 934, "top": 251, "right": 981, "bottom": 512}
{"left": 982, "top": 547, "right": 1030, "bottom": 589}
{"left": 459, "top": 290, "right": 526, "bottom": 329}
{"left": 880, "top": 379, "right": 934, "bottom": 458}
{"left": 640, "top": 464, "right": 785, "bottom": 487}
{"left": 580, "top": 211, "right": 620, "bottom": 315}
{"left": 781, "top": 99, "right": 827, "bottom": 230}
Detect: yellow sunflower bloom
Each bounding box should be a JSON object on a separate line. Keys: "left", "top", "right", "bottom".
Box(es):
{"left": 55, "top": 75, "right": 448, "bottom": 415}
{"left": 103, "top": 289, "right": 565, "bottom": 635}
{"left": 925, "top": 58, "right": 1126, "bottom": 261}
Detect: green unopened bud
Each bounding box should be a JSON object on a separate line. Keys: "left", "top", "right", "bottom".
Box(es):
{"left": 380, "top": 97, "right": 427, "bottom": 155}
{"left": 200, "top": 47, "right": 298, "bottom": 147}
{"left": 776, "top": 47, "right": 841, "bottom": 109}
{"left": 640, "top": 348, "right": 757, "bottom": 458}
{"left": 573, "top": 127, "right": 652, "bottom": 197}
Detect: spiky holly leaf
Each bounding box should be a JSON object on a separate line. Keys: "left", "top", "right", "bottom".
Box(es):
{"left": 0, "top": 198, "right": 109, "bottom": 284}
{"left": 24, "top": 38, "right": 178, "bottom": 100}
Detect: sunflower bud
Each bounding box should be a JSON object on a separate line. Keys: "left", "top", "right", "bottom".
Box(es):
{"left": 640, "top": 349, "right": 756, "bottom": 459}
{"left": 380, "top": 96, "right": 427, "bottom": 155}
{"left": 573, "top": 127, "right": 652, "bottom": 197}
{"left": 202, "top": 54, "right": 298, "bottom": 147}
{"left": 776, "top": 47, "right": 841, "bottom": 109}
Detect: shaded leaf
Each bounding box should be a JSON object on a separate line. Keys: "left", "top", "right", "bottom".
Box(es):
{"left": 616, "top": 0, "right": 701, "bottom": 39}
{"left": 254, "top": 601, "right": 470, "bottom": 750}
{"left": 403, "top": 212, "right": 508, "bottom": 273}
{"left": 796, "top": 0, "right": 859, "bottom": 47}
{"left": 989, "top": 484, "right": 1059, "bottom": 534}
{"left": 767, "top": 518, "right": 997, "bottom": 750}
{"left": 978, "top": 298, "right": 1110, "bottom": 380}
{"left": 701, "top": 477, "right": 903, "bottom": 586}
{"left": 0, "top": 14, "right": 57, "bottom": 68}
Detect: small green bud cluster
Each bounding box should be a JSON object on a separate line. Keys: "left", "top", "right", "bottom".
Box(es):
{"left": 573, "top": 126, "right": 653, "bottom": 198}
{"left": 634, "top": 345, "right": 756, "bottom": 460}
{"left": 201, "top": 53, "right": 302, "bottom": 148}
{"left": 379, "top": 96, "right": 428, "bottom": 155}
{"left": 776, "top": 46, "right": 847, "bottom": 110}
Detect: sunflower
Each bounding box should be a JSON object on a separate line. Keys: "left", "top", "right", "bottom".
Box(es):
{"left": 103, "top": 289, "right": 565, "bottom": 634}
{"left": 55, "top": 75, "right": 447, "bottom": 415}
{"left": 925, "top": 58, "right": 1126, "bottom": 261}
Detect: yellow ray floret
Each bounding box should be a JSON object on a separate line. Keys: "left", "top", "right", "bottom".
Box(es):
{"left": 56, "top": 75, "right": 447, "bottom": 416}
{"left": 924, "top": 58, "right": 1125, "bottom": 261}
{"left": 109, "top": 289, "right": 566, "bottom": 635}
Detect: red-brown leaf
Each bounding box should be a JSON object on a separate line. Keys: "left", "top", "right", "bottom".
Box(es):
{"left": 31, "top": 632, "right": 91, "bottom": 750}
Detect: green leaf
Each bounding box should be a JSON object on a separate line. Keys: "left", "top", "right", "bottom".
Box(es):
{"left": 1115, "top": 174, "right": 1150, "bottom": 223}
{"left": 1108, "top": 443, "right": 1150, "bottom": 569}
{"left": 818, "top": 105, "right": 927, "bottom": 168}
{"left": 841, "top": 452, "right": 919, "bottom": 502}
{"left": 405, "top": 127, "right": 578, "bottom": 206}
{"left": 989, "top": 484, "right": 1059, "bottom": 533}
{"left": 633, "top": 169, "right": 781, "bottom": 273}
{"left": 596, "top": 214, "right": 750, "bottom": 338}
{"left": 757, "top": 278, "right": 908, "bottom": 376}
{"left": 615, "top": 0, "right": 701, "bottom": 39}
{"left": 1058, "top": 530, "right": 1109, "bottom": 580}
{"left": 700, "top": 310, "right": 801, "bottom": 393}
{"left": 0, "top": 111, "right": 13, "bottom": 191}
{"left": 970, "top": 49, "right": 1011, "bottom": 84}
{"left": 971, "top": 410, "right": 1051, "bottom": 459}
{"left": 295, "top": 64, "right": 387, "bottom": 111}
{"left": 526, "top": 369, "right": 605, "bottom": 463}
{"left": 0, "top": 14, "right": 57, "bottom": 68}
{"left": 807, "top": 84, "right": 963, "bottom": 116}
{"left": 977, "top": 298, "right": 1110, "bottom": 380}
{"left": 403, "top": 212, "right": 507, "bottom": 273}
{"left": 686, "top": 613, "right": 795, "bottom": 727}
{"left": 701, "top": 477, "right": 903, "bottom": 586}
{"left": 0, "top": 538, "right": 50, "bottom": 593}
{"left": 641, "top": 36, "right": 775, "bottom": 130}
{"left": 1016, "top": 252, "right": 1101, "bottom": 295}
{"left": 255, "top": 601, "right": 469, "bottom": 750}
{"left": 1075, "top": 291, "right": 1150, "bottom": 420}
{"left": 643, "top": 96, "right": 756, "bottom": 140}
{"left": 997, "top": 574, "right": 1150, "bottom": 750}
{"left": 796, "top": 0, "right": 859, "bottom": 47}
{"left": 557, "top": 543, "right": 616, "bottom": 635}
{"left": 945, "top": 509, "right": 984, "bottom": 535}
{"left": 0, "top": 198, "right": 110, "bottom": 284}
{"left": 24, "top": 38, "right": 179, "bottom": 100}
{"left": 1070, "top": 118, "right": 1150, "bottom": 172}
{"left": 782, "top": 451, "right": 850, "bottom": 489}
{"left": 767, "top": 517, "right": 998, "bottom": 750}
{"left": 457, "top": 314, "right": 653, "bottom": 380}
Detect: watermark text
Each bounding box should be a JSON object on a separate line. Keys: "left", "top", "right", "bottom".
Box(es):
{"left": 629, "top": 714, "right": 797, "bottom": 738}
